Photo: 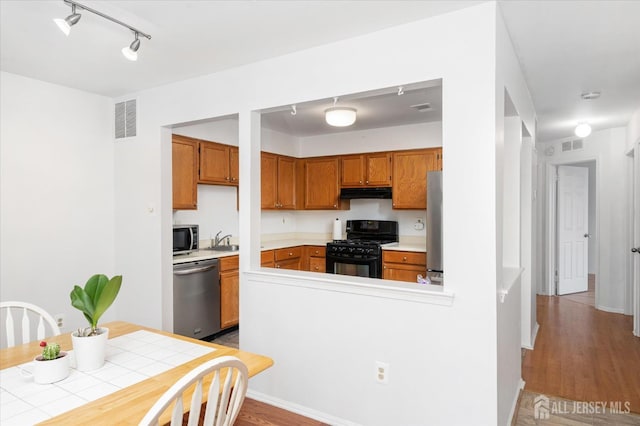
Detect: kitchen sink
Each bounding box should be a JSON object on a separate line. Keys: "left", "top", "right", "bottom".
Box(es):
{"left": 202, "top": 245, "right": 239, "bottom": 252}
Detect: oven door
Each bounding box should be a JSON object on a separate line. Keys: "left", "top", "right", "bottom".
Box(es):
{"left": 326, "top": 255, "right": 381, "bottom": 279}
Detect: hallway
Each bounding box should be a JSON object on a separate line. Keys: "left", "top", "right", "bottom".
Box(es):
{"left": 522, "top": 294, "right": 640, "bottom": 414}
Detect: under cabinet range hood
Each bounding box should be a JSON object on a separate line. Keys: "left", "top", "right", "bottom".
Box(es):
{"left": 339, "top": 187, "right": 392, "bottom": 199}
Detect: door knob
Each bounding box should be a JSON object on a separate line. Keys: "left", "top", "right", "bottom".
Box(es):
{"left": 584, "top": 233, "right": 591, "bottom": 238}
{"left": 632, "top": 247, "right": 639, "bottom": 253}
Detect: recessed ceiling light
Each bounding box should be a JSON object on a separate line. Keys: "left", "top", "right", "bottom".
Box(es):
{"left": 580, "top": 91, "right": 601, "bottom": 100}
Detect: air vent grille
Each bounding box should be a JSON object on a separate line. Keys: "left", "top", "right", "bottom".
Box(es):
{"left": 562, "top": 141, "right": 572, "bottom": 152}
{"left": 115, "top": 99, "right": 137, "bottom": 139}
{"left": 572, "top": 139, "right": 583, "bottom": 150}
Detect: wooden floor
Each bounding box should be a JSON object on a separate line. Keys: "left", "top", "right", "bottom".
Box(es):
{"left": 560, "top": 274, "right": 596, "bottom": 307}
{"left": 236, "top": 399, "right": 327, "bottom": 426}
{"left": 522, "top": 294, "right": 640, "bottom": 414}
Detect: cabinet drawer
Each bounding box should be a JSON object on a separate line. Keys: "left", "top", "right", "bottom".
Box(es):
{"left": 309, "top": 257, "right": 326, "bottom": 273}
{"left": 307, "top": 245, "right": 326, "bottom": 257}
{"left": 382, "top": 250, "right": 426, "bottom": 265}
{"left": 219, "top": 255, "right": 239, "bottom": 272}
{"left": 261, "top": 250, "right": 274, "bottom": 265}
{"left": 275, "top": 246, "right": 303, "bottom": 261}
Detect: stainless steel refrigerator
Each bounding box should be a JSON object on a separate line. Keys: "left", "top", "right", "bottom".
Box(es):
{"left": 426, "top": 171, "right": 443, "bottom": 284}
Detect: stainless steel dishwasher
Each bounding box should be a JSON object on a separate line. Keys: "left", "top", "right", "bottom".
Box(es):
{"left": 173, "top": 258, "right": 220, "bottom": 339}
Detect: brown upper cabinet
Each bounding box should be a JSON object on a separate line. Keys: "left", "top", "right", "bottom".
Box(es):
{"left": 340, "top": 152, "right": 392, "bottom": 187}
{"left": 303, "top": 157, "right": 348, "bottom": 210}
{"left": 199, "top": 140, "right": 239, "bottom": 186}
{"left": 392, "top": 148, "right": 440, "bottom": 209}
{"left": 261, "top": 152, "right": 296, "bottom": 209}
{"left": 172, "top": 135, "right": 198, "bottom": 210}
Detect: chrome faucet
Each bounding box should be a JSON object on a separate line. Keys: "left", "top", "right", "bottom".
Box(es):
{"left": 213, "top": 231, "right": 232, "bottom": 247}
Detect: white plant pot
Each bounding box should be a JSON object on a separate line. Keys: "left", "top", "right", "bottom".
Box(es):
{"left": 21, "top": 352, "right": 70, "bottom": 384}
{"left": 71, "top": 327, "right": 109, "bottom": 371}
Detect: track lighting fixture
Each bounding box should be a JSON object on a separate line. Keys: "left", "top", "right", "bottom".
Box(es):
{"left": 325, "top": 97, "right": 357, "bottom": 127}
{"left": 54, "top": 4, "right": 81, "bottom": 36}
{"left": 53, "top": 0, "right": 151, "bottom": 60}
{"left": 122, "top": 33, "right": 141, "bottom": 61}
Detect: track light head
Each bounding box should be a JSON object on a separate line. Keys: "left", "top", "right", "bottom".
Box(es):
{"left": 122, "top": 33, "right": 141, "bottom": 61}
{"left": 54, "top": 5, "right": 81, "bottom": 36}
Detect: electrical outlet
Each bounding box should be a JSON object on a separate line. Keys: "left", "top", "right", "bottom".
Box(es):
{"left": 375, "top": 361, "right": 389, "bottom": 384}
{"left": 414, "top": 218, "right": 425, "bottom": 231}
{"left": 54, "top": 313, "right": 65, "bottom": 329}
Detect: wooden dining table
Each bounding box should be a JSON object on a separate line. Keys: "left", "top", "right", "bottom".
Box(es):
{"left": 0, "top": 321, "right": 273, "bottom": 425}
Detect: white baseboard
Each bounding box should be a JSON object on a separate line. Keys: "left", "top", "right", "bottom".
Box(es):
{"left": 521, "top": 322, "right": 540, "bottom": 350}
{"left": 246, "top": 389, "right": 360, "bottom": 426}
{"left": 507, "top": 379, "right": 526, "bottom": 426}
{"left": 596, "top": 304, "right": 625, "bottom": 314}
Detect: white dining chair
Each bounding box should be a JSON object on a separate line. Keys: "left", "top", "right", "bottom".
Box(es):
{"left": 140, "top": 355, "right": 249, "bottom": 426}
{"left": 0, "top": 301, "right": 61, "bottom": 348}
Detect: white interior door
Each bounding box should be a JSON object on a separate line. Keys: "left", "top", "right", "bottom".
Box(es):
{"left": 633, "top": 140, "right": 640, "bottom": 336}
{"left": 557, "top": 165, "right": 589, "bottom": 295}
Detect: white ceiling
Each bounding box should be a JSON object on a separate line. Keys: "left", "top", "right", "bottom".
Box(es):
{"left": 1, "top": 0, "right": 639, "bottom": 141}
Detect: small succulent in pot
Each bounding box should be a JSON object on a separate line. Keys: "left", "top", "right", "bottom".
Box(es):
{"left": 70, "top": 274, "right": 122, "bottom": 337}
{"left": 38, "top": 341, "right": 62, "bottom": 361}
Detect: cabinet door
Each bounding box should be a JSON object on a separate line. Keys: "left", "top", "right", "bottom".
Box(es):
{"left": 220, "top": 270, "right": 239, "bottom": 329}
{"left": 172, "top": 136, "right": 198, "bottom": 210}
{"left": 382, "top": 264, "right": 426, "bottom": 282}
{"left": 366, "top": 152, "right": 392, "bottom": 186}
{"left": 229, "top": 147, "right": 239, "bottom": 185}
{"left": 275, "top": 257, "right": 301, "bottom": 270}
{"left": 304, "top": 157, "right": 340, "bottom": 209}
{"left": 340, "top": 155, "right": 365, "bottom": 187}
{"left": 261, "top": 153, "right": 278, "bottom": 209}
{"left": 434, "top": 147, "right": 443, "bottom": 171}
{"left": 277, "top": 156, "right": 296, "bottom": 209}
{"left": 392, "top": 149, "right": 437, "bottom": 209}
{"left": 199, "top": 141, "right": 230, "bottom": 184}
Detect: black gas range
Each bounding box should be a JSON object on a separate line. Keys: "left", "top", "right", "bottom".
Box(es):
{"left": 326, "top": 220, "right": 399, "bottom": 279}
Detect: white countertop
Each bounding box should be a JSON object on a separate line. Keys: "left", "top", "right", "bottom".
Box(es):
{"left": 173, "top": 238, "right": 425, "bottom": 264}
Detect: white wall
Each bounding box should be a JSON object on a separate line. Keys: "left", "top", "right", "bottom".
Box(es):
{"left": 0, "top": 72, "right": 116, "bottom": 333}
{"left": 299, "top": 121, "right": 442, "bottom": 157}
{"left": 110, "top": 3, "right": 509, "bottom": 424}
{"left": 627, "top": 108, "right": 640, "bottom": 151}
{"left": 495, "top": 6, "right": 536, "bottom": 423}
{"left": 537, "top": 127, "right": 629, "bottom": 313}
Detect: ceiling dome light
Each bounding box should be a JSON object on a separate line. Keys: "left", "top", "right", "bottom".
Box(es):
{"left": 574, "top": 123, "right": 592, "bottom": 138}
{"left": 53, "top": 4, "right": 81, "bottom": 36}
{"left": 122, "top": 33, "right": 141, "bottom": 61}
{"left": 325, "top": 107, "right": 357, "bottom": 127}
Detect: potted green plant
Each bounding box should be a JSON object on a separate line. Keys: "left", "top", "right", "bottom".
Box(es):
{"left": 70, "top": 274, "right": 122, "bottom": 371}
{"left": 21, "top": 341, "right": 70, "bottom": 384}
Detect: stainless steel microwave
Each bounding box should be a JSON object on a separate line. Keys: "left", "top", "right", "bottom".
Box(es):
{"left": 173, "top": 224, "right": 198, "bottom": 255}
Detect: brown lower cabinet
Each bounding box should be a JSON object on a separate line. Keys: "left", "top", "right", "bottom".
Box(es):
{"left": 274, "top": 246, "right": 303, "bottom": 270}
{"left": 382, "top": 250, "right": 427, "bottom": 283}
{"left": 304, "top": 245, "right": 326, "bottom": 273}
{"left": 219, "top": 255, "right": 239, "bottom": 329}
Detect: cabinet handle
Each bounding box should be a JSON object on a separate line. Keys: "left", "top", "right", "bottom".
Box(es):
{"left": 365, "top": 180, "right": 369, "bottom": 184}
{"left": 289, "top": 252, "right": 293, "bottom": 256}
{"left": 315, "top": 250, "right": 319, "bottom": 255}
{"left": 403, "top": 256, "right": 407, "bottom": 261}
{"left": 314, "top": 266, "right": 319, "bottom": 270}
{"left": 226, "top": 177, "right": 230, "bottom": 181}
{"left": 333, "top": 204, "right": 337, "bottom": 208}
{"left": 359, "top": 180, "right": 362, "bottom": 184}
{"left": 276, "top": 264, "right": 281, "bottom": 268}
